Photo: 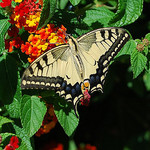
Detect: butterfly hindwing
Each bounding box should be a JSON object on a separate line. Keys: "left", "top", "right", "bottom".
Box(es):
{"left": 77, "top": 27, "right": 130, "bottom": 93}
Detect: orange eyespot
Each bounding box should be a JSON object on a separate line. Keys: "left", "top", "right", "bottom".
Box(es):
{"left": 84, "top": 81, "right": 89, "bottom": 88}
{"left": 81, "top": 80, "right": 90, "bottom": 94}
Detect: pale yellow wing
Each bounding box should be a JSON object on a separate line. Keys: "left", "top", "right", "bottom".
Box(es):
{"left": 21, "top": 44, "right": 84, "bottom": 112}
{"left": 77, "top": 27, "right": 130, "bottom": 93}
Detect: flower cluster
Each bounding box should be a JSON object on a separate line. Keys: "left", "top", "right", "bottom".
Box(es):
{"left": 1, "top": 0, "right": 67, "bottom": 63}
{"left": 9, "top": 0, "right": 42, "bottom": 33}
{"left": 21, "top": 24, "right": 67, "bottom": 63}
{"left": 35, "top": 104, "right": 58, "bottom": 137}
{"left": 0, "top": 0, "right": 11, "bottom": 8}
{"left": 4, "top": 136, "right": 19, "bottom": 150}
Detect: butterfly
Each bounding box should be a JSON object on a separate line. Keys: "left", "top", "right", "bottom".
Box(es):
{"left": 21, "top": 27, "right": 130, "bottom": 117}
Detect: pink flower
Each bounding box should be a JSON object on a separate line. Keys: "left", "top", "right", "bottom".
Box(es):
{"left": 80, "top": 90, "right": 91, "bottom": 106}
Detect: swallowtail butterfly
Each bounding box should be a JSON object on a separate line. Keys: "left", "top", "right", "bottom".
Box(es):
{"left": 21, "top": 27, "right": 130, "bottom": 116}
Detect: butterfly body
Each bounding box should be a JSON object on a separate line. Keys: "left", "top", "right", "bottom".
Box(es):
{"left": 21, "top": 27, "right": 130, "bottom": 116}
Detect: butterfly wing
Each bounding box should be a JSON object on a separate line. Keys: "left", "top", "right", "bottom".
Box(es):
{"left": 21, "top": 44, "right": 84, "bottom": 111}
{"left": 77, "top": 27, "right": 130, "bottom": 93}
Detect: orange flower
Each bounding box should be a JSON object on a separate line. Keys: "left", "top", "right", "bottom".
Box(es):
{"left": 35, "top": 104, "right": 57, "bottom": 137}
{"left": 21, "top": 24, "right": 67, "bottom": 63}
{"left": 6, "top": 37, "right": 24, "bottom": 52}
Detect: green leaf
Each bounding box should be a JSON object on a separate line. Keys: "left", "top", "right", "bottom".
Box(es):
{"left": 116, "top": 40, "right": 136, "bottom": 58}
{"left": 0, "top": 19, "right": 10, "bottom": 54}
{"left": 60, "top": 0, "right": 68, "bottom": 9}
{"left": 69, "top": 0, "right": 81, "bottom": 6}
{"left": 131, "top": 49, "right": 147, "bottom": 78}
{"left": 145, "top": 33, "right": 150, "bottom": 41}
{"left": 5, "top": 72, "right": 22, "bottom": 118}
{"left": 143, "top": 72, "right": 150, "bottom": 91}
{"left": 109, "top": 0, "right": 143, "bottom": 27}
{"left": 38, "top": 0, "right": 57, "bottom": 29}
{"left": 83, "top": 7, "right": 114, "bottom": 27}
{"left": 54, "top": 98, "right": 79, "bottom": 136}
{"left": 0, "top": 116, "right": 13, "bottom": 128}
{"left": 20, "top": 95, "right": 47, "bottom": 137}
{"left": 0, "top": 54, "right": 18, "bottom": 104}
{"left": 52, "top": 10, "right": 83, "bottom": 36}
{"left": 68, "top": 140, "right": 77, "bottom": 150}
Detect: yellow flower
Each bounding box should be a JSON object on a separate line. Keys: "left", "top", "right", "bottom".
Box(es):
{"left": 41, "top": 43, "right": 49, "bottom": 51}
{"left": 14, "top": 15, "right": 20, "bottom": 21}
{"left": 26, "top": 19, "right": 36, "bottom": 27}
{"left": 28, "top": 34, "right": 34, "bottom": 42}
{"left": 15, "top": 0, "right": 22, "bottom": 3}
{"left": 26, "top": 12, "right": 40, "bottom": 27}
{"left": 37, "top": 42, "right": 48, "bottom": 51}
{"left": 50, "top": 36, "right": 58, "bottom": 44}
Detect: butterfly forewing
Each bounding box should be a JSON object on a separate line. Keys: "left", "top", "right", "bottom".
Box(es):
{"left": 21, "top": 45, "right": 69, "bottom": 89}
{"left": 21, "top": 44, "right": 84, "bottom": 104}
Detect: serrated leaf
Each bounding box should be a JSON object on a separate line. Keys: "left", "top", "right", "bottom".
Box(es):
{"left": 20, "top": 95, "right": 47, "bottom": 137}
{"left": 38, "top": 0, "right": 57, "bottom": 29}
{"left": 54, "top": 98, "right": 79, "bottom": 136}
{"left": 5, "top": 98, "right": 20, "bottom": 118}
{"left": 131, "top": 49, "right": 147, "bottom": 78}
{"left": 0, "top": 116, "right": 13, "bottom": 128}
{"left": 0, "top": 19, "right": 10, "bottom": 54}
{"left": 0, "top": 54, "right": 18, "bottom": 104}
{"left": 83, "top": 7, "right": 114, "bottom": 27}
{"left": 5, "top": 72, "right": 22, "bottom": 118}
{"left": 109, "top": 0, "right": 143, "bottom": 27}
{"left": 69, "top": 0, "right": 81, "bottom": 6}
{"left": 116, "top": 40, "right": 136, "bottom": 58}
